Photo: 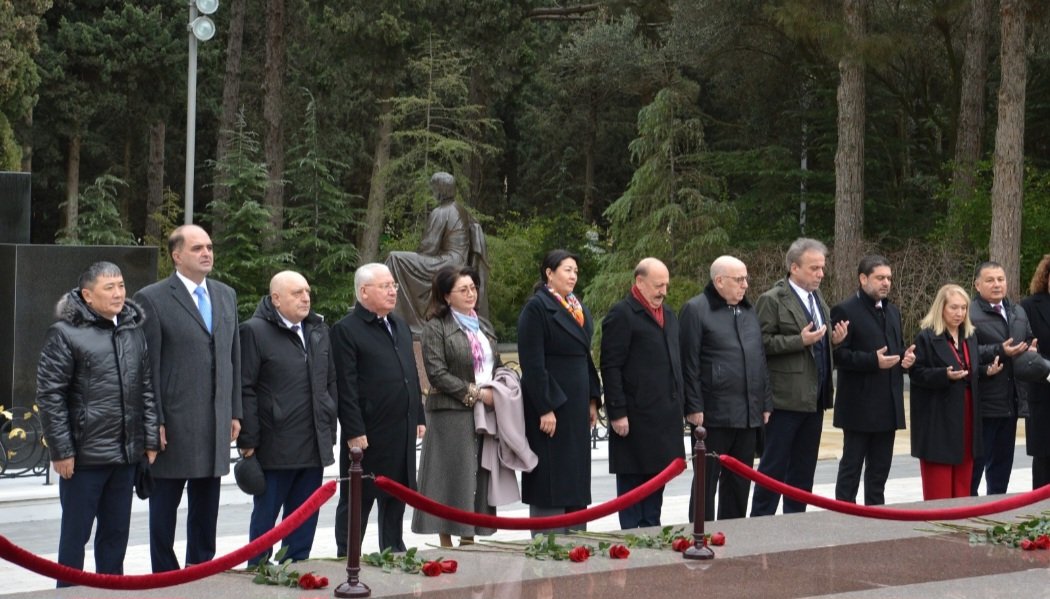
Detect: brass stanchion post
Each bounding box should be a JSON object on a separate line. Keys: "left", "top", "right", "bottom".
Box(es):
{"left": 335, "top": 447, "right": 370, "bottom": 597}
{"left": 684, "top": 426, "right": 714, "bottom": 560}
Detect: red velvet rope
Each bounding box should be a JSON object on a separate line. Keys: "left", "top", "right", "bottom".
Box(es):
{"left": 718, "top": 454, "right": 1050, "bottom": 520}
{"left": 0, "top": 480, "right": 337, "bottom": 589}
{"left": 375, "top": 457, "right": 687, "bottom": 530}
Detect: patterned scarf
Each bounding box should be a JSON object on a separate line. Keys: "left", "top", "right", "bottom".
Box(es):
{"left": 546, "top": 285, "right": 585, "bottom": 327}
{"left": 452, "top": 309, "right": 485, "bottom": 372}
{"left": 631, "top": 284, "right": 664, "bottom": 328}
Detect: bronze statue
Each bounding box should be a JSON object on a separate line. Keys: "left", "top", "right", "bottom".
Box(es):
{"left": 385, "top": 172, "right": 489, "bottom": 337}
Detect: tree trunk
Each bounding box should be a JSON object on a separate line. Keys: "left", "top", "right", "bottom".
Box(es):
{"left": 20, "top": 108, "right": 32, "bottom": 173}
{"left": 146, "top": 120, "right": 166, "bottom": 243}
{"left": 358, "top": 98, "right": 394, "bottom": 265}
{"left": 213, "top": 0, "right": 247, "bottom": 213}
{"left": 832, "top": 0, "right": 866, "bottom": 303}
{"left": 989, "top": 0, "right": 1027, "bottom": 301}
{"left": 262, "top": 0, "right": 287, "bottom": 237}
{"left": 64, "top": 132, "right": 81, "bottom": 241}
{"left": 582, "top": 108, "right": 597, "bottom": 222}
{"left": 121, "top": 135, "right": 132, "bottom": 226}
{"left": 951, "top": 0, "right": 994, "bottom": 208}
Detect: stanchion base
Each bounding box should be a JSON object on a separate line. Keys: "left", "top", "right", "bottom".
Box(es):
{"left": 683, "top": 545, "right": 715, "bottom": 561}
{"left": 334, "top": 580, "right": 371, "bottom": 598}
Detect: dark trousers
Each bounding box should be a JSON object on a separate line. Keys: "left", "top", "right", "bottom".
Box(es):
{"left": 57, "top": 464, "right": 135, "bottom": 587}
{"left": 615, "top": 474, "right": 664, "bottom": 529}
{"left": 335, "top": 443, "right": 407, "bottom": 555}
{"left": 691, "top": 426, "right": 757, "bottom": 522}
{"left": 750, "top": 409, "right": 823, "bottom": 516}
{"left": 971, "top": 416, "right": 1017, "bottom": 495}
{"left": 1033, "top": 456, "right": 1050, "bottom": 489}
{"left": 149, "top": 476, "right": 221, "bottom": 572}
{"left": 835, "top": 429, "right": 896, "bottom": 505}
{"left": 248, "top": 467, "right": 324, "bottom": 566}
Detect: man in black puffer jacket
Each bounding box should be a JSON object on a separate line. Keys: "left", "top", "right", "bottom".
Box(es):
{"left": 36, "top": 262, "right": 160, "bottom": 586}
{"left": 237, "top": 271, "right": 337, "bottom": 566}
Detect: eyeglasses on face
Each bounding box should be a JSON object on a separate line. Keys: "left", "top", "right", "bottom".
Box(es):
{"left": 452, "top": 285, "right": 478, "bottom": 295}
{"left": 365, "top": 282, "right": 399, "bottom": 292}
{"left": 724, "top": 275, "right": 750, "bottom": 284}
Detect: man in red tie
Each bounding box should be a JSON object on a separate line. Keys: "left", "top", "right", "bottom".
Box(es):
{"left": 970, "top": 261, "right": 1036, "bottom": 495}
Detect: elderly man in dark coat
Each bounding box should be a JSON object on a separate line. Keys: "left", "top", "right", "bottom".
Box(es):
{"left": 37, "top": 262, "right": 160, "bottom": 586}
{"left": 601, "top": 257, "right": 685, "bottom": 529}
{"left": 332, "top": 263, "right": 426, "bottom": 555}
{"left": 238, "top": 271, "right": 337, "bottom": 566}
{"left": 680, "top": 255, "right": 772, "bottom": 521}
{"left": 133, "top": 224, "right": 241, "bottom": 572}
{"left": 831, "top": 255, "right": 915, "bottom": 505}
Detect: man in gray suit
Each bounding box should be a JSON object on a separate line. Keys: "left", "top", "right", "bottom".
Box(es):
{"left": 134, "top": 224, "right": 242, "bottom": 572}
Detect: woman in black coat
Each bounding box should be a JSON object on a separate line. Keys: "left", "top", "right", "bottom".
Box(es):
{"left": 1021, "top": 255, "right": 1050, "bottom": 488}
{"left": 518, "top": 250, "right": 601, "bottom": 534}
{"left": 910, "top": 284, "right": 1000, "bottom": 500}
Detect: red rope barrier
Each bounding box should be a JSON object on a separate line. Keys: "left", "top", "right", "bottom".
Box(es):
{"left": 719, "top": 454, "right": 1050, "bottom": 520}
{"left": 375, "top": 458, "right": 687, "bottom": 530}
{"left": 0, "top": 480, "right": 337, "bottom": 589}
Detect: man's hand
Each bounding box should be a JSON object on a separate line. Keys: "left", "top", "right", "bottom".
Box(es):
{"left": 901, "top": 344, "right": 917, "bottom": 369}
{"left": 1029, "top": 338, "right": 1039, "bottom": 353}
{"left": 987, "top": 355, "right": 1004, "bottom": 377}
{"left": 417, "top": 425, "right": 426, "bottom": 439}
{"left": 876, "top": 346, "right": 901, "bottom": 370}
{"left": 1002, "top": 337, "right": 1029, "bottom": 357}
{"left": 231, "top": 419, "right": 241, "bottom": 442}
{"left": 611, "top": 416, "right": 629, "bottom": 437}
{"left": 685, "top": 412, "right": 703, "bottom": 427}
{"left": 831, "top": 320, "right": 849, "bottom": 345}
{"left": 762, "top": 411, "right": 771, "bottom": 424}
{"left": 53, "top": 457, "right": 74, "bottom": 480}
{"left": 348, "top": 435, "right": 368, "bottom": 450}
{"left": 159, "top": 425, "right": 167, "bottom": 451}
{"left": 946, "top": 366, "right": 969, "bottom": 381}
{"left": 239, "top": 448, "right": 255, "bottom": 458}
{"left": 540, "top": 412, "right": 557, "bottom": 437}
{"left": 146, "top": 450, "right": 158, "bottom": 464}
{"left": 801, "top": 322, "right": 827, "bottom": 346}
{"left": 589, "top": 400, "right": 598, "bottom": 429}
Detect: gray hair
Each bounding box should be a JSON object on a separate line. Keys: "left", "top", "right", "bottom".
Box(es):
{"left": 785, "top": 238, "right": 828, "bottom": 272}
{"left": 78, "top": 261, "right": 122, "bottom": 290}
{"left": 354, "top": 263, "right": 390, "bottom": 300}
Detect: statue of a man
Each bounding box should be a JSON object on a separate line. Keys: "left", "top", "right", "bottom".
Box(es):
{"left": 385, "top": 172, "right": 489, "bottom": 337}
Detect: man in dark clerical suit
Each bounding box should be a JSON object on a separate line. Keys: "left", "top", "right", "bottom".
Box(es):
{"left": 831, "top": 255, "right": 915, "bottom": 505}
{"left": 600, "top": 257, "right": 685, "bottom": 529}
{"left": 332, "top": 263, "right": 426, "bottom": 555}
{"left": 751, "top": 238, "right": 848, "bottom": 516}
{"left": 133, "top": 225, "right": 242, "bottom": 572}
{"left": 970, "top": 261, "right": 1033, "bottom": 495}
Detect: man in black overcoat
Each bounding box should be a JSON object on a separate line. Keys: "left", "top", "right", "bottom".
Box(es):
{"left": 332, "top": 263, "right": 426, "bottom": 554}
{"left": 600, "top": 258, "right": 685, "bottom": 528}
{"left": 831, "top": 255, "right": 915, "bottom": 505}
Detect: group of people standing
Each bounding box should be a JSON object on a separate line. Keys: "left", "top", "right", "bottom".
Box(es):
{"left": 33, "top": 225, "right": 1050, "bottom": 586}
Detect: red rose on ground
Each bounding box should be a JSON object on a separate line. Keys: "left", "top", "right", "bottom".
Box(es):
{"left": 709, "top": 532, "right": 726, "bottom": 546}
{"left": 317, "top": 576, "right": 329, "bottom": 588}
{"left": 568, "top": 546, "right": 591, "bottom": 562}
{"left": 1022, "top": 538, "right": 1036, "bottom": 551}
{"left": 422, "top": 561, "right": 443, "bottom": 576}
{"left": 608, "top": 544, "right": 630, "bottom": 559}
{"left": 298, "top": 573, "right": 318, "bottom": 589}
{"left": 1036, "top": 535, "right": 1050, "bottom": 550}
{"left": 671, "top": 537, "right": 693, "bottom": 552}
{"left": 440, "top": 559, "right": 458, "bottom": 573}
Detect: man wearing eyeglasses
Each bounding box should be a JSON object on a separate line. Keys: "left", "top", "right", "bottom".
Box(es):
{"left": 331, "top": 263, "right": 426, "bottom": 555}
{"left": 679, "top": 255, "right": 773, "bottom": 520}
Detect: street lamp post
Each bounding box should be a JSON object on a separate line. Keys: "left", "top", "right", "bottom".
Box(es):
{"left": 184, "top": 0, "right": 219, "bottom": 225}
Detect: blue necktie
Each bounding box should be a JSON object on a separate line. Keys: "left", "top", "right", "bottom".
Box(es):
{"left": 194, "top": 286, "right": 212, "bottom": 333}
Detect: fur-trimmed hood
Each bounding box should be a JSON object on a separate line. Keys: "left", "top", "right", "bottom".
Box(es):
{"left": 54, "top": 288, "right": 146, "bottom": 329}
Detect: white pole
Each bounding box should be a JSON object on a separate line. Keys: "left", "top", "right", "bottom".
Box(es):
{"left": 184, "top": 2, "right": 198, "bottom": 224}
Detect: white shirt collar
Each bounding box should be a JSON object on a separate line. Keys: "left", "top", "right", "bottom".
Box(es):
{"left": 787, "top": 278, "right": 812, "bottom": 304}
{"left": 175, "top": 270, "right": 207, "bottom": 300}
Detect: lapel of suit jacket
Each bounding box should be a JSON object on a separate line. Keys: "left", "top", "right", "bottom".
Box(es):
{"left": 168, "top": 273, "right": 210, "bottom": 333}
{"left": 778, "top": 281, "right": 812, "bottom": 333}
{"left": 539, "top": 290, "right": 590, "bottom": 350}
{"left": 931, "top": 332, "right": 967, "bottom": 370}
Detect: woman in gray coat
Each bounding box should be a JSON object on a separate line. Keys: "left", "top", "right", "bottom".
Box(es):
{"left": 412, "top": 265, "right": 500, "bottom": 547}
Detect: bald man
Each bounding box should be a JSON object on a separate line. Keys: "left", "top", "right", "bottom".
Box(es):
{"left": 237, "top": 271, "right": 337, "bottom": 566}
{"left": 600, "top": 258, "right": 685, "bottom": 528}
{"left": 680, "top": 256, "right": 772, "bottom": 520}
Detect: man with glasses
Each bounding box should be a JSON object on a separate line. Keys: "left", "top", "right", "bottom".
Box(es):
{"left": 331, "top": 263, "right": 426, "bottom": 555}
{"left": 679, "top": 255, "right": 772, "bottom": 520}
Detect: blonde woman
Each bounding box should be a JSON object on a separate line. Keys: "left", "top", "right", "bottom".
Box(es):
{"left": 909, "top": 284, "right": 1002, "bottom": 499}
